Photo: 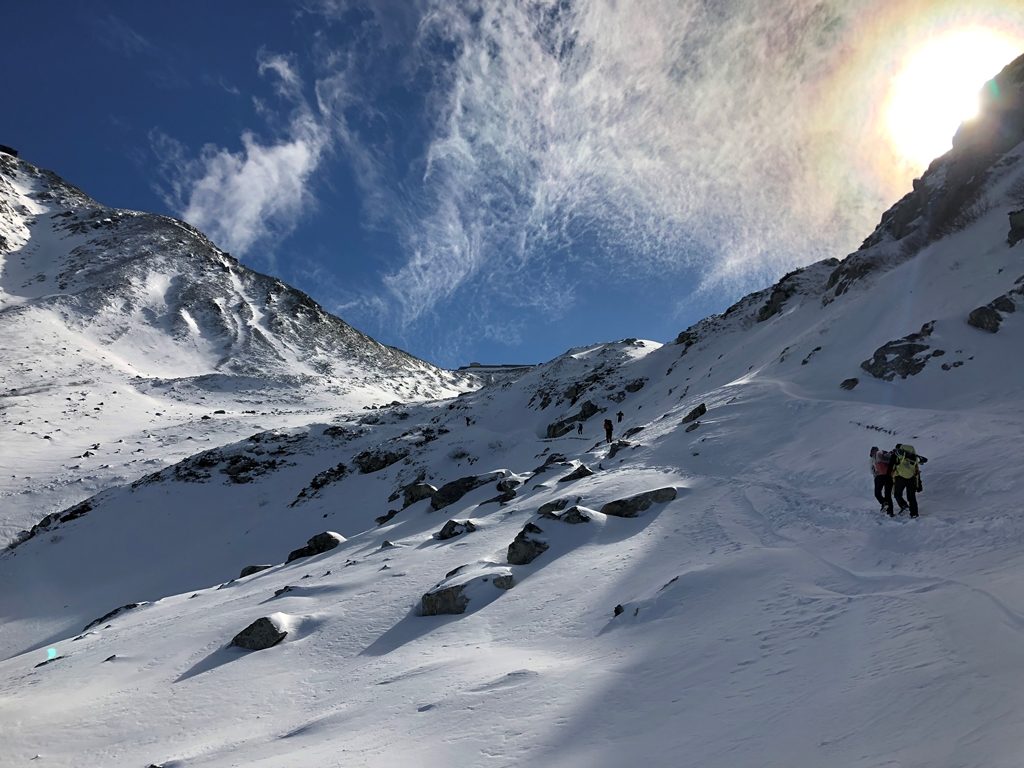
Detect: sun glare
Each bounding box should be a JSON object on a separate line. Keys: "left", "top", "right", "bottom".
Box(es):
{"left": 886, "top": 27, "right": 1022, "bottom": 170}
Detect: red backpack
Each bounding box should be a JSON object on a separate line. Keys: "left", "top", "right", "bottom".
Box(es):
{"left": 873, "top": 450, "right": 893, "bottom": 475}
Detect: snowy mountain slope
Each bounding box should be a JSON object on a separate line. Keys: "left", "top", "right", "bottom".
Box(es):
{"left": 0, "top": 154, "right": 477, "bottom": 544}
{"left": 2, "top": 53, "right": 1024, "bottom": 768}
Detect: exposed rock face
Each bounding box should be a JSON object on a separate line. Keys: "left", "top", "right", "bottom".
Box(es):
{"left": 507, "top": 522, "right": 549, "bottom": 565}
{"left": 286, "top": 531, "right": 345, "bottom": 563}
{"left": 558, "top": 464, "right": 594, "bottom": 483}
{"left": 354, "top": 448, "right": 408, "bottom": 474}
{"left": 539, "top": 505, "right": 592, "bottom": 524}
{"left": 375, "top": 509, "right": 400, "bottom": 526}
{"left": 230, "top": 616, "right": 287, "bottom": 650}
{"left": 83, "top": 602, "right": 147, "bottom": 632}
{"left": 538, "top": 498, "right": 570, "bottom": 516}
{"left": 290, "top": 462, "right": 348, "bottom": 506}
{"left": 545, "top": 400, "right": 600, "bottom": 438}
{"left": 436, "top": 520, "right": 477, "bottom": 540}
{"left": 624, "top": 378, "right": 647, "bottom": 393}
{"left": 860, "top": 321, "right": 942, "bottom": 380}
{"left": 430, "top": 472, "right": 503, "bottom": 511}
{"left": 1010, "top": 209, "right": 1024, "bottom": 246}
{"left": 402, "top": 482, "right": 437, "bottom": 508}
{"left": 840, "top": 378, "right": 859, "bottom": 390}
{"left": 600, "top": 487, "right": 677, "bottom": 518}
{"left": 684, "top": 422, "right": 700, "bottom": 433}
{"left": 968, "top": 293, "right": 1018, "bottom": 333}
{"left": 532, "top": 453, "right": 567, "bottom": 473}
{"left": 496, "top": 477, "right": 522, "bottom": 494}
{"left": 682, "top": 403, "right": 706, "bottom": 423}
{"left": 968, "top": 305, "right": 1002, "bottom": 332}
{"left": 420, "top": 572, "right": 515, "bottom": 615}
{"left": 239, "top": 564, "right": 272, "bottom": 578}
{"left": 607, "top": 440, "right": 631, "bottom": 460}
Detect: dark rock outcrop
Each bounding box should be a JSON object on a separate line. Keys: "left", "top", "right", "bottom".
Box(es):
{"left": 600, "top": 487, "right": 677, "bottom": 518}
{"left": 436, "top": 520, "right": 477, "bottom": 540}
{"left": 840, "top": 378, "right": 859, "bottom": 390}
{"left": 537, "top": 498, "right": 570, "bottom": 516}
{"left": 558, "top": 463, "right": 594, "bottom": 483}
{"left": 402, "top": 482, "right": 437, "bottom": 508}
{"left": 230, "top": 617, "right": 287, "bottom": 650}
{"left": 545, "top": 400, "right": 600, "bottom": 438}
{"left": 682, "top": 403, "right": 706, "bottom": 423}
{"left": 507, "top": 523, "right": 549, "bottom": 565}
{"left": 968, "top": 305, "right": 1002, "bottom": 332}
{"left": 83, "top": 602, "right": 147, "bottom": 632}
{"left": 239, "top": 564, "right": 272, "bottom": 578}
{"left": 1010, "top": 209, "right": 1024, "bottom": 246}
{"left": 420, "top": 572, "right": 515, "bottom": 615}
{"left": 607, "top": 440, "right": 631, "bottom": 460}
{"left": 286, "top": 531, "right": 345, "bottom": 563}
{"left": 430, "top": 472, "right": 503, "bottom": 511}
{"left": 860, "top": 321, "right": 939, "bottom": 380}
{"left": 354, "top": 448, "right": 408, "bottom": 474}
{"left": 539, "top": 505, "right": 592, "bottom": 524}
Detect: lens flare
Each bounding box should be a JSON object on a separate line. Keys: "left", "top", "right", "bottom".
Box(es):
{"left": 885, "top": 27, "right": 1023, "bottom": 169}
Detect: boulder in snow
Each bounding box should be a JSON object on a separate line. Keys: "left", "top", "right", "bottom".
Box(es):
{"left": 430, "top": 472, "right": 504, "bottom": 511}
{"left": 558, "top": 463, "right": 594, "bottom": 483}
{"left": 539, "top": 504, "right": 593, "bottom": 524}
{"left": 507, "top": 522, "right": 549, "bottom": 565}
{"left": 968, "top": 305, "right": 1002, "bottom": 332}
{"left": 600, "top": 487, "right": 677, "bottom": 518}
{"left": 420, "top": 568, "right": 515, "bottom": 615}
{"left": 537, "top": 498, "right": 569, "bottom": 516}
{"left": 83, "top": 602, "right": 148, "bottom": 632}
{"left": 402, "top": 482, "right": 437, "bottom": 508}
{"left": 436, "top": 520, "right": 477, "bottom": 540}
{"left": 354, "top": 447, "right": 408, "bottom": 474}
{"left": 1009, "top": 208, "right": 1024, "bottom": 246}
{"left": 239, "top": 564, "right": 272, "bottom": 578}
{"left": 286, "top": 531, "right": 345, "bottom": 563}
{"left": 230, "top": 616, "right": 287, "bottom": 650}
{"left": 840, "top": 378, "right": 859, "bottom": 390}
{"left": 682, "top": 403, "right": 706, "bottom": 423}
{"left": 860, "top": 321, "right": 940, "bottom": 380}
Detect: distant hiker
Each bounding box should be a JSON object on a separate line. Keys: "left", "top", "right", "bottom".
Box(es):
{"left": 603, "top": 419, "right": 613, "bottom": 443}
{"left": 891, "top": 443, "right": 927, "bottom": 518}
{"left": 616, "top": 411, "right": 624, "bottom": 423}
{"left": 870, "top": 446, "right": 894, "bottom": 516}
{"left": 465, "top": 416, "right": 471, "bottom": 427}
{"left": 577, "top": 422, "right": 583, "bottom": 435}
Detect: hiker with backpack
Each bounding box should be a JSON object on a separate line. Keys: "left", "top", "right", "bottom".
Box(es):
{"left": 890, "top": 443, "right": 927, "bottom": 518}
{"left": 869, "top": 446, "right": 894, "bottom": 515}
{"left": 603, "top": 418, "right": 614, "bottom": 443}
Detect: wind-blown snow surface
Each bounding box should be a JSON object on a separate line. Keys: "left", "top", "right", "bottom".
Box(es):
{"left": 3, "top": 58, "right": 1024, "bottom": 768}
{"left": 0, "top": 154, "right": 475, "bottom": 545}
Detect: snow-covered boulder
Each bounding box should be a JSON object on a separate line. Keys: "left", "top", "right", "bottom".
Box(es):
{"left": 286, "top": 531, "right": 345, "bottom": 563}
{"left": 600, "top": 488, "right": 677, "bottom": 518}
{"left": 420, "top": 565, "right": 514, "bottom": 615}
{"left": 402, "top": 482, "right": 437, "bottom": 508}
{"left": 435, "top": 520, "right": 477, "bottom": 540}
{"left": 239, "top": 564, "right": 272, "bottom": 578}
{"left": 430, "top": 471, "right": 505, "bottom": 511}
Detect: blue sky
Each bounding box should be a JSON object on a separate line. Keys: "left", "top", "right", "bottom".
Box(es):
{"left": 3, "top": 1, "right": 1022, "bottom": 368}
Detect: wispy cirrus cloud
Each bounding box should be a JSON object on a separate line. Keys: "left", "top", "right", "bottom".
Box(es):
{"left": 153, "top": 50, "right": 335, "bottom": 259}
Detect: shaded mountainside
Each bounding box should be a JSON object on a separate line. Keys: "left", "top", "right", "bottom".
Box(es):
{"left": 1, "top": 55, "right": 1024, "bottom": 768}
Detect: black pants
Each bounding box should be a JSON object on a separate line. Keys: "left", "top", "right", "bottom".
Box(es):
{"left": 874, "top": 475, "right": 893, "bottom": 513}
{"left": 893, "top": 476, "right": 918, "bottom": 516}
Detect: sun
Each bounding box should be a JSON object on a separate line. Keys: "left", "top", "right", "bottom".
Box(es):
{"left": 885, "top": 27, "right": 1022, "bottom": 170}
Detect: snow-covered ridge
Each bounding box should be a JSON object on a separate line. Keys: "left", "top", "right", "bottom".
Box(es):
{"left": 2, "top": 54, "right": 1024, "bottom": 768}
{"left": 0, "top": 153, "right": 479, "bottom": 544}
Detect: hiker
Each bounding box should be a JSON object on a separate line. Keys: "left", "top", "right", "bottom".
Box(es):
{"left": 576, "top": 422, "right": 583, "bottom": 436}
{"left": 616, "top": 411, "right": 624, "bottom": 423}
{"left": 869, "top": 446, "right": 894, "bottom": 515}
{"left": 603, "top": 418, "right": 613, "bottom": 443}
{"left": 891, "top": 443, "right": 927, "bottom": 518}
